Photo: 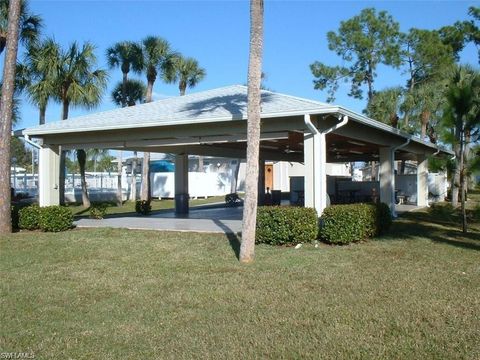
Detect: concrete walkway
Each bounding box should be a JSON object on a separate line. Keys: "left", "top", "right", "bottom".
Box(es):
{"left": 75, "top": 204, "right": 424, "bottom": 234}
{"left": 75, "top": 206, "right": 243, "bottom": 234}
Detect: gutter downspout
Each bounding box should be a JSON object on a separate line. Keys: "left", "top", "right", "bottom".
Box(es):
{"left": 390, "top": 139, "right": 410, "bottom": 217}
{"left": 22, "top": 134, "right": 42, "bottom": 149}
{"left": 304, "top": 114, "right": 349, "bottom": 214}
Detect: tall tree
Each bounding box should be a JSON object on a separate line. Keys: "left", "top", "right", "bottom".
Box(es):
{"left": 20, "top": 38, "right": 60, "bottom": 124}
{"left": 166, "top": 55, "right": 206, "bottom": 96}
{"left": 240, "top": 0, "right": 264, "bottom": 264}
{"left": 439, "top": 6, "right": 479, "bottom": 63}
{"left": 0, "top": 0, "right": 21, "bottom": 234}
{"left": 106, "top": 41, "right": 143, "bottom": 206}
{"left": 310, "top": 8, "right": 401, "bottom": 102}
{"left": 106, "top": 41, "right": 143, "bottom": 107}
{"left": 0, "top": 0, "right": 41, "bottom": 55}
{"left": 400, "top": 28, "right": 455, "bottom": 128}
{"left": 165, "top": 54, "right": 206, "bottom": 169}
{"left": 111, "top": 79, "right": 145, "bottom": 107}
{"left": 46, "top": 41, "right": 108, "bottom": 206}
{"left": 442, "top": 65, "right": 480, "bottom": 233}
{"left": 111, "top": 79, "right": 146, "bottom": 202}
{"left": 365, "top": 87, "right": 403, "bottom": 128}
{"left": 140, "top": 36, "right": 177, "bottom": 201}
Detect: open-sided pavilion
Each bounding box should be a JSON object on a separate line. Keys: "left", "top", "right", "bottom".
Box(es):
{"left": 20, "top": 85, "right": 452, "bottom": 217}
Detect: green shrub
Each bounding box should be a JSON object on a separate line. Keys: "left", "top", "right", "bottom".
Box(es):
{"left": 135, "top": 200, "right": 151, "bottom": 215}
{"left": 429, "top": 203, "right": 456, "bottom": 221}
{"left": 39, "top": 206, "right": 74, "bottom": 232}
{"left": 375, "top": 202, "right": 393, "bottom": 235}
{"left": 319, "top": 203, "right": 392, "bottom": 244}
{"left": 90, "top": 202, "right": 108, "bottom": 219}
{"left": 18, "top": 204, "right": 41, "bottom": 230}
{"left": 256, "top": 206, "right": 318, "bottom": 245}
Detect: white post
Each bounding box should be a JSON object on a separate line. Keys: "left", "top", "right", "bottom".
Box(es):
{"left": 379, "top": 147, "right": 395, "bottom": 215}
{"left": 39, "top": 145, "right": 60, "bottom": 206}
{"left": 304, "top": 132, "right": 315, "bottom": 208}
{"left": 417, "top": 154, "right": 428, "bottom": 207}
{"left": 304, "top": 123, "right": 327, "bottom": 215}
{"left": 174, "top": 153, "right": 189, "bottom": 215}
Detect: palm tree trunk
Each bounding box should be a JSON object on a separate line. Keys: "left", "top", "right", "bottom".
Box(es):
{"left": 130, "top": 152, "right": 137, "bottom": 201}
{"left": 459, "top": 130, "right": 467, "bottom": 233}
{"left": 141, "top": 151, "right": 150, "bottom": 201}
{"left": 179, "top": 82, "right": 186, "bottom": 96}
{"left": 141, "top": 79, "right": 155, "bottom": 201}
{"left": 0, "top": 0, "right": 21, "bottom": 234}
{"left": 452, "top": 121, "right": 462, "bottom": 207}
{"left": 116, "top": 151, "right": 123, "bottom": 206}
{"left": 421, "top": 110, "right": 430, "bottom": 139}
{"left": 77, "top": 149, "right": 90, "bottom": 208}
{"left": 122, "top": 72, "right": 128, "bottom": 108}
{"left": 240, "top": 0, "right": 264, "bottom": 264}
{"left": 59, "top": 98, "right": 70, "bottom": 205}
{"left": 39, "top": 104, "right": 46, "bottom": 125}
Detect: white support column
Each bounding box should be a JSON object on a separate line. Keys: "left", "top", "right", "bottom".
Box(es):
{"left": 303, "top": 128, "right": 327, "bottom": 215}
{"left": 379, "top": 147, "right": 395, "bottom": 215}
{"left": 304, "top": 132, "right": 315, "bottom": 208}
{"left": 39, "top": 145, "right": 60, "bottom": 206}
{"left": 417, "top": 154, "right": 428, "bottom": 207}
{"left": 174, "top": 153, "right": 189, "bottom": 215}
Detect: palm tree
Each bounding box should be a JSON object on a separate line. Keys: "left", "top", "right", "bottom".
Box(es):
{"left": 365, "top": 87, "right": 403, "bottom": 128}
{"left": 240, "top": 0, "right": 264, "bottom": 263}
{"left": 166, "top": 55, "right": 206, "bottom": 96}
{"left": 111, "top": 79, "right": 146, "bottom": 202}
{"left": 0, "top": 0, "right": 42, "bottom": 55}
{"left": 0, "top": 0, "right": 21, "bottom": 233}
{"left": 107, "top": 41, "right": 143, "bottom": 206}
{"left": 442, "top": 65, "right": 480, "bottom": 233}
{"left": 140, "top": 36, "right": 177, "bottom": 201}
{"left": 19, "top": 38, "right": 59, "bottom": 124}
{"left": 106, "top": 41, "right": 143, "bottom": 107}
{"left": 111, "top": 78, "right": 146, "bottom": 107}
{"left": 47, "top": 41, "right": 108, "bottom": 206}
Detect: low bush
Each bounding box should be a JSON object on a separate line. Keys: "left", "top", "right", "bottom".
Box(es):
{"left": 90, "top": 202, "right": 108, "bottom": 219}
{"left": 39, "top": 206, "right": 74, "bottom": 232}
{"left": 256, "top": 206, "right": 318, "bottom": 245}
{"left": 135, "top": 200, "right": 151, "bottom": 215}
{"left": 319, "top": 203, "right": 392, "bottom": 244}
{"left": 429, "top": 203, "right": 456, "bottom": 221}
{"left": 18, "top": 204, "right": 41, "bottom": 230}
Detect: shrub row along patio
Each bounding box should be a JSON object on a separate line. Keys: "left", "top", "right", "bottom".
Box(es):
{"left": 1, "top": 202, "right": 479, "bottom": 359}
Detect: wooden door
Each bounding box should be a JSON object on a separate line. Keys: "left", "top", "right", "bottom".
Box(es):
{"left": 265, "top": 164, "right": 273, "bottom": 191}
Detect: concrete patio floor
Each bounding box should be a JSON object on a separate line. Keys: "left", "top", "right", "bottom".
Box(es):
{"left": 74, "top": 203, "right": 423, "bottom": 234}
{"left": 75, "top": 206, "right": 244, "bottom": 234}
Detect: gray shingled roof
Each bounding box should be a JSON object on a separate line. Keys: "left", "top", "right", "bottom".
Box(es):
{"left": 23, "top": 85, "right": 332, "bottom": 135}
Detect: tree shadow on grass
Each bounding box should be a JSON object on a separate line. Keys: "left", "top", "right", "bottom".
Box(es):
{"left": 380, "top": 210, "right": 480, "bottom": 251}
{"left": 212, "top": 219, "right": 241, "bottom": 260}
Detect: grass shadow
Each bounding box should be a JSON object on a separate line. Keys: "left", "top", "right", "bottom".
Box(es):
{"left": 212, "top": 218, "right": 241, "bottom": 260}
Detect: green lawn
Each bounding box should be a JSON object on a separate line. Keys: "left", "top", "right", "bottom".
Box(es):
{"left": 1, "top": 198, "right": 479, "bottom": 359}
{"left": 68, "top": 195, "right": 226, "bottom": 217}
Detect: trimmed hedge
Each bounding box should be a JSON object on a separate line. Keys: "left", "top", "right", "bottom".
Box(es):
{"left": 320, "top": 203, "right": 392, "bottom": 244}
{"left": 18, "top": 204, "right": 41, "bottom": 230}
{"left": 256, "top": 206, "right": 318, "bottom": 245}
{"left": 90, "top": 202, "right": 108, "bottom": 219}
{"left": 135, "top": 200, "right": 152, "bottom": 215}
{"left": 39, "top": 206, "right": 74, "bottom": 232}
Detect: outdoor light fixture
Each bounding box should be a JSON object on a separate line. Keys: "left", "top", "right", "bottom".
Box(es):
{"left": 349, "top": 150, "right": 363, "bottom": 155}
